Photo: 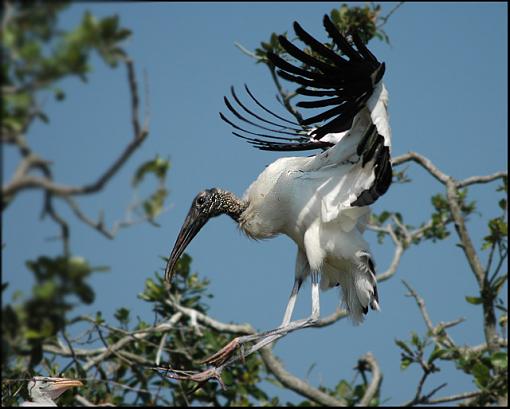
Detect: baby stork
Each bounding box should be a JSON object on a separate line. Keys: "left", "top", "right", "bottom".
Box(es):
{"left": 165, "top": 15, "right": 392, "bottom": 365}
{"left": 21, "top": 376, "right": 83, "bottom": 406}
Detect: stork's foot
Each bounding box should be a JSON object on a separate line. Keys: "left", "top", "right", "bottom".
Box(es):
{"left": 200, "top": 317, "right": 317, "bottom": 367}
{"left": 199, "top": 338, "right": 242, "bottom": 367}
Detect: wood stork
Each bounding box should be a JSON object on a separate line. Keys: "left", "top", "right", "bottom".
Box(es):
{"left": 165, "top": 15, "right": 391, "bottom": 363}
{"left": 21, "top": 376, "right": 83, "bottom": 406}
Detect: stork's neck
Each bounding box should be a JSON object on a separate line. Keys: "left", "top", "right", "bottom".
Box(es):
{"left": 28, "top": 391, "right": 57, "bottom": 406}
{"left": 216, "top": 189, "right": 248, "bottom": 222}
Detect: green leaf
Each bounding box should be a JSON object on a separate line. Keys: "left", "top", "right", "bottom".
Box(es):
{"left": 132, "top": 156, "right": 170, "bottom": 186}
{"left": 428, "top": 345, "right": 447, "bottom": 364}
{"left": 491, "top": 274, "right": 508, "bottom": 296}
{"left": 377, "top": 210, "right": 391, "bottom": 224}
{"left": 490, "top": 352, "right": 508, "bottom": 370}
{"left": 54, "top": 88, "right": 66, "bottom": 101}
{"left": 465, "top": 296, "right": 483, "bottom": 305}
{"left": 114, "top": 307, "right": 130, "bottom": 325}
{"left": 95, "top": 311, "right": 105, "bottom": 325}
{"left": 33, "top": 280, "right": 57, "bottom": 300}
{"left": 36, "top": 111, "right": 49, "bottom": 123}
{"left": 400, "top": 356, "right": 412, "bottom": 370}
{"left": 411, "top": 331, "right": 421, "bottom": 347}
{"left": 472, "top": 362, "right": 490, "bottom": 387}
{"left": 142, "top": 187, "right": 167, "bottom": 219}
{"left": 335, "top": 379, "right": 352, "bottom": 398}
{"left": 395, "top": 339, "right": 413, "bottom": 355}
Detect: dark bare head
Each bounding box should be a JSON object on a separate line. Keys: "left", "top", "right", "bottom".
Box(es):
{"left": 164, "top": 188, "right": 247, "bottom": 286}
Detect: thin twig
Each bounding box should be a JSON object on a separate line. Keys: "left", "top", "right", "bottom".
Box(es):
{"left": 402, "top": 280, "right": 434, "bottom": 331}
{"left": 377, "top": 2, "right": 405, "bottom": 29}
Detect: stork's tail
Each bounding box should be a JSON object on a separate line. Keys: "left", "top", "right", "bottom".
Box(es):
{"left": 324, "top": 251, "right": 379, "bottom": 325}
{"left": 349, "top": 251, "right": 379, "bottom": 324}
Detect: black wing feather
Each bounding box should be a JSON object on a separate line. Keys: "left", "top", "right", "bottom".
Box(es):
{"left": 322, "top": 15, "right": 363, "bottom": 61}
{"left": 220, "top": 15, "right": 388, "bottom": 165}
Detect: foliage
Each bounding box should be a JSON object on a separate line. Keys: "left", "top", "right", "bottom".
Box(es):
{"left": 2, "top": 256, "right": 104, "bottom": 369}
{"left": 2, "top": 1, "right": 130, "bottom": 146}
{"left": 254, "top": 3, "right": 389, "bottom": 63}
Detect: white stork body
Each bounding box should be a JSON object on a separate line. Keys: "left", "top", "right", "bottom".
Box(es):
{"left": 239, "top": 83, "right": 389, "bottom": 322}
{"left": 165, "top": 16, "right": 393, "bottom": 362}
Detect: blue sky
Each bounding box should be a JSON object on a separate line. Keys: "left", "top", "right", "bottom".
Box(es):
{"left": 3, "top": 2, "right": 508, "bottom": 405}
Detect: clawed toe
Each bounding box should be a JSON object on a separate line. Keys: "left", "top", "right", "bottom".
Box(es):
{"left": 198, "top": 338, "right": 242, "bottom": 367}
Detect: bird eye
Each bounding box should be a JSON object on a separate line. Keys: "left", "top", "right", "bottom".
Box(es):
{"left": 197, "top": 196, "right": 206, "bottom": 206}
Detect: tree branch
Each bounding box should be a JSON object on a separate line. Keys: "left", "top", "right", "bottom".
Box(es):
{"left": 456, "top": 171, "right": 507, "bottom": 188}
{"left": 2, "top": 59, "right": 149, "bottom": 204}
{"left": 392, "top": 152, "right": 450, "bottom": 185}
{"left": 358, "top": 352, "right": 382, "bottom": 406}
{"left": 259, "top": 346, "right": 347, "bottom": 407}
{"left": 445, "top": 178, "right": 500, "bottom": 353}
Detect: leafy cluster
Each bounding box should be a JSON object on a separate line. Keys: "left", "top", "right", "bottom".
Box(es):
{"left": 255, "top": 3, "right": 389, "bottom": 63}
{"left": 1, "top": 254, "right": 279, "bottom": 406}
{"left": 132, "top": 156, "right": 171, "bottom": 221}
{"left": 2, "top": 1, "right": 130, "bottom": 142}
{"left": 2, "top": 256, "right": 103, "bottom": 369}
{"left": 396, "top": 328, "right": 507, "bottom": 406}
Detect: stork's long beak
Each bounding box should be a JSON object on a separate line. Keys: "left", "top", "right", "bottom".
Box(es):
{"left": 165, "top": 206, "right": 208, "bottom": 286}
{"left": 47, "top": 378, "right": 83, "bottom": 400}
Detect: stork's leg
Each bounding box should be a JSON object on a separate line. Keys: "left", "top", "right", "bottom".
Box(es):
{"left": 201, "top": 274, "right": 321, "bottom": 367}
{"left": 236, "top": 270, "right": 321, "bottom": 357}
{"left": 311, "top": 270, "right": 320, "bottom": 320}
{"left": 281, "top": 277, "right": 303, "bottom": 326}
{"left": 199, "top": 278, "right": 303, "bottom": 366}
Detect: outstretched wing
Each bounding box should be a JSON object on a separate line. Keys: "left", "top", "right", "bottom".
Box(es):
{"left": 221, "top": 15, "right": 392, "bottom": 208}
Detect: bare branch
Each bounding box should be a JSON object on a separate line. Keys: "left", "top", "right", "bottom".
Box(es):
{"left": 377, "top": 2, "right": 405, "bottom": 29}
{"left": 43, "top": 193, "right": 71, "bottom": 256}
{"left": 259, "top": 346, "right": 347, "bottom": 407}
{"left": 402, "top": 280, "right": 434, "bottom": 332}
{"left": 74, "top": 394, "right": 116, "bottom": 407}
{"left": 424, "top": 390, "right": 481, "bottom": 405}
{"left": 393, "top": 152, "right": 507, "bottom": 190}
{"left": 445, "top": 179, "right": 500, "bottom": 352}
{"left": 313, "top": 308, "right": 348, "bottom": 327}
{"left": 2, "top": 59, "right": 149, "bottom": 204}
{"left": 75, "top": 313, "right": 182, "bottom": 371}
{"left": 267, "top": 65, "right": 304, "bottom": 124}
{"left": 234, "top": 42, "right": 261, "bottom": 60}
{"left": 392, "top": 152, "right": 450, "bottom": 185}
{"left": 373, "top": 224, "right": 406, "bottom": 282}
{"left": 457, "top": 171, "right": 507, "bottom": 188}
{"left": 62, "top": 197, "right": 115, "bottom": 240}
{"left": 446, "top": 179, "right": 486, "bottom": 286}
{"left": 358, "top": 352, "right": 383, "bottom": 406}
{"left": 165, "top": 297, "right": 254, "bottom": 335}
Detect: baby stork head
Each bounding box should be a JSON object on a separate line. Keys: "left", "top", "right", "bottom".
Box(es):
{"left": 164, "top": 188, "right": 246, "bottom": 286}
{"left": 27, "top": 376, "right": 83, "bottom": 405}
